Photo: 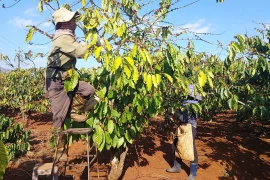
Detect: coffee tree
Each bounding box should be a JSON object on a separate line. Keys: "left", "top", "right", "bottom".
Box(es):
{"left": 0, "top": 68, "right": 49, "bottom": 125}
{"left": 23, "top": 0, "right": 220, "bottom": 178}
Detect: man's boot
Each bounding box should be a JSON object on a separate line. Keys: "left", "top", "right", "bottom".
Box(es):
{"left": 83, "top": 94, "right": 100, "bottom": 112}
{"left": 186, "top": 163, "right": 197, "bottom": 180}
{"left": 166, "top": 158, "right": 182, "bottom": 173}
{"left": 70, "top": 94, "right": 99, "bottom": 122}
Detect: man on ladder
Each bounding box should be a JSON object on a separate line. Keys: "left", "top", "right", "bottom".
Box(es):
{"left": 45, "top": 7, "right": 99, "bottom": 162}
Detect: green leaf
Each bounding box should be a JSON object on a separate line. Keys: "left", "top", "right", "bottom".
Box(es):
{"left": 93, "top": 125, "right": 104, "bottom": 146}
{"left": 108, "top": 90, "right": 116, "bottom": 99}
{"left": 228, "top": 46, "right": 233, "bottom": 61}
{"left": 112, "top": 135, "right": 118, "bottom": 148}
{"left": 117, "top": 137, "right": 124, "bottom": 148}
{"left": 129, "top": 126, "right": 137, "bottom": 138}
{"left": 228, "top": 99, "right": 233, "bottom": 110}
{"left": 111, "top": 109, "right": 120, "bottom": 118}
{"left": 106, "top": 142, "right": 112, "bottom": 150}
{"left": 64, "top": 68, "right": 79, "bottom": 92}
{"left": 105, "top": 131, "right": 112, "bottom": 144}
{"left": 0, "top": 141, "right": 8, "bottom": 178}
{"left": 98, "top": 134, "right": 105, "bottom": 151}
{"left": 125, "top": 130, "right": 133, "bottom": 144}
{"left": 107, "top": 120, "right": 114, "bottom": 134}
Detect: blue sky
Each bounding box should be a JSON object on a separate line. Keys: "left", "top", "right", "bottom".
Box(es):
{"left": 0, "top": 0, "right": 269, "bottom": 69}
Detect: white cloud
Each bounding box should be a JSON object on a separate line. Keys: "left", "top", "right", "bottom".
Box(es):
{"left": 27, "top": 45, "right": 49, "bottom": 50}
{"left": 41, "top": 21, "right": 52, "bottom": 28}
{"left": 177, "top": 19, "right": 211, "bottom": 34}
{"left": 9, "top": 17, "right": 52, "bottom": 29}
{"left": 33, "top": 57, "right": 47, "bottom": 68}
{"left": 9, "top": 17, "right": 34, "bottom": 28}
{"left": 24, "top": 8, "right": 39, "bottom": 17}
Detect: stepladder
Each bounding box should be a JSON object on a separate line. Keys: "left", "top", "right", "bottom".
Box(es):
{"left": 53, "top": 128, "right": 100, "bottom": 180}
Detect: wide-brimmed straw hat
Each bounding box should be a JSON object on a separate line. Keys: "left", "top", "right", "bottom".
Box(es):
{"left": 52, "top": 7, "right": 79, "bottom": 25}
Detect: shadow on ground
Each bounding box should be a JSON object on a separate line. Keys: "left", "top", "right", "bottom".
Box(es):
{"left": 197, "top": 112, "right": 270, "bottom": 180}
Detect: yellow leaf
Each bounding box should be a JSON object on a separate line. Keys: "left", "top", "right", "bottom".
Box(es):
{"left": 133, "top": 66, "right": 139, "bottom": 83}
{"left": 94, "top": 46, "right": 102, "bottom": 59}
{"left": 104, "top": 54, "right": 110, "bottom": 70}
{"left": 146, "top": 74, "right": 152, "bottom": 91}
{"left": 104, "top": 39, "right": 112, "bottom": 51}
{"left": 124, "top": 57, "right": 134, "bottom": 67}
{"left": 113, "top": 56, "right": 122, "bottom": 71}
{"left": 67, "top": 68, "right": 73, "bottom": 77}
{"left": 139, "top": 49, "right": 146, "bottom": 62}
{"left": 208, "top": 76, "right": 213, "bottom": 88}
{"left": 82, "top": 0, "right": 86, "bottom": 6}
{"left": 207, "top": 70, "right": 214, "bottom": 79}
{"left": 152, "top": 75, "right": 157, "bottom": 87}
{"left": 25, "top": 27, "right": 35, "bottom": 43}
{"left": 38, "top": 1, "right": 43, "bottom": 13}
{"left": 143, "top": 72, "right": 147, "bottom": 82}
{"left": 198, "top": 71, "right": 207, "bottom": 87}
{"left": 124, "top": 65, "right": 131, "bottom": 78}
{"left": 131, "top": 45, "right": 137, "bottom": 58}
{"left": 156, "top": 74, "right": 161, "bottom": 85}
{"left": 163, "top": 73, "right": 173, "bottom": 83}
{"left": 246, "top": 84, "right": 250, "bottom": 92}
{"left": 116, "top": 27, "right": 123, "bottom": 37}
{"left": 85, "top": 30, "right": 93, "bottom": 41}
{"left": 102, "top": 0, "right": 108, "bottom": 9}
{"left": 121, "top": 23, "right": 127, "bottom": 34}
{"left": 91, "top": 32, "right": 98, "bottom": 45}
{"left": 84, "top": 51, "right": 91, "bottom": 60}
{"left": 143, "top": 49, "right": 152, "bottom": 64}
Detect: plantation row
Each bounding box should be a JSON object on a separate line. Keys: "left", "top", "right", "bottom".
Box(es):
{"left": 1, "top": 29, "right": 269, "bottom": 154}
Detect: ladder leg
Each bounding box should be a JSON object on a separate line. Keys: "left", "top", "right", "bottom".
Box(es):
{"left": 96, "top": 145, "right": 100, "bottom": 180}
{"left": 87, "top": 133, "right": 90, "bottom": 180}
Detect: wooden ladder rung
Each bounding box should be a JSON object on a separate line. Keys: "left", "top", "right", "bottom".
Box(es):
{"left": 62, "top": 128, "right": 93, "bottom": 134}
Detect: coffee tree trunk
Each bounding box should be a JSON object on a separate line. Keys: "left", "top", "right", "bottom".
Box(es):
{"left": 108, "top": 147, "right": 129, "bottom": 180}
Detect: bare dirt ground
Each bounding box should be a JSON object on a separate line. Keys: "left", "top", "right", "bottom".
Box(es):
{"left": 3, "top": 111, "right": 270, "bottom": 180}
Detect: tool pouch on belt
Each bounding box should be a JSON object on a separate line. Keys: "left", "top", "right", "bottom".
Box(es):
{"left": 175, "top": 123, "right": 194, "bottom": 161}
